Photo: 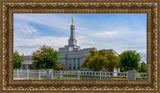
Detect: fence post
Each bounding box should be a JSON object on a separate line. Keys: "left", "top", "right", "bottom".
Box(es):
{"left": 46, "top": 69, "right": 52, "bottom": 80}
{"left": 27, "top": 69, "right": 29, "bottom": 79}
{"left": 78, "top": 70, "right": 80, "bottom": 80}
{"left": 51, "top": 72, "right": 53, "bottom": 80}
{"left": 17, "top": 69, "right": 19, "bottom": 79}
{"left": 60, "top": 70, "right": 62, "bottom": 80}
{"left": 127, "top": 70, "right": 136, "bottom": 80}
{"left": 39, "top": 70, "right": 40, "bottom": 80}
{"left": 50, "top": 69, "right": 53, "bottom": 80}
{"left": 126, "top": 72, "right": 128, "bottom": 80}
{"left": 100, "top": 71, "right": 101, "bottom": 80}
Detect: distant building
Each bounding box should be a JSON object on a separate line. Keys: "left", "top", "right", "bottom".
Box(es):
{"left": 21, "top": 56, "right": 32, "bottom": 69}
{"left": 21, "top": 17, "right": 119, "bottom": 72}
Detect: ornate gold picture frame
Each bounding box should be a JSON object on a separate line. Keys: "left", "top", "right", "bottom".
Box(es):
{"left": 0, "top": 0, "right": 159, "bottom": 92}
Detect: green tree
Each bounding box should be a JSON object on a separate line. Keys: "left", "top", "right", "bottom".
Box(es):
{"left": 106, "top": 51, "right": 120, "bottom": 71}
{"left": 55, "top": 64, "right": 64, "bottom": 70}
{"left": 81, "top": 49, "right": 119, "bottom": 71}
{"left": 138, "top": 62, "right": 147, "bottom": 72}
{"left": 13, "top": 51, "right": 24, "bottom": 69}
{"left": 119, "top": 50, "right": 141, "bottom": 71}
{"left": 31, "top": 45, "right": 61, "bottom": 70}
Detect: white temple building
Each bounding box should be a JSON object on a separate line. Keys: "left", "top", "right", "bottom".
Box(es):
{"left": 21, "top": 17, "right": 120, "bottom": 72}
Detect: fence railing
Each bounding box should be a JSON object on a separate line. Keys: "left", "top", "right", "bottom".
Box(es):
{"left": 136, "top": 72, "right": 147, "bottom": 80}
{"left": 13, "top": 69, "right": 147, "bottom": 80}
{"left": 13, "top": 69, "right": 46, "bottom": 80}
{"left": 51, "top": 70, "right": 127, "bottom": 80}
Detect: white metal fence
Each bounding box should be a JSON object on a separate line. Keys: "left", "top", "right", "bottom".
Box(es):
{"left": 51, "top": 70, "right": 127, "bottom": 80}
{"left": 136, "top": 72, "right": 147, "bottom": 80}
{"left": 13, "top": 69, "right": 147, "bottom": 80}
{"left": 14, "top": 69, "right": 46, "bottom": 80}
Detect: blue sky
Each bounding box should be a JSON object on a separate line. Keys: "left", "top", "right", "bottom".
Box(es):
{"left": 14, "top": 13, "right": 147, "bottom": 62}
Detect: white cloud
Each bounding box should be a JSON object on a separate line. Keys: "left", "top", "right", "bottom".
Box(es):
{"left": 136, "top": 49, "right": 146, "bottom": 53}
{"left": 94, "top": 31, "right": 118, "bottom": 37}
{"left": 14, "top": 36, "right": 68, "bottom": 55}
{"left": 14, "top": 14, "right": 73, "bottom": 32}
{"left": 19, "top": 25, "right": 38, "bottom": 34}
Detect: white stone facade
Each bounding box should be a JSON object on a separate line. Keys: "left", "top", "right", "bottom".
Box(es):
{"left": 58, "top": 23, "right": 119, "bottom": 71}
{"left": 59, "top": 47, "right": 96, "bottom": 71}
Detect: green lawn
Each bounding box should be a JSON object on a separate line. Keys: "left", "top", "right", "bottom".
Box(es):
{"left": 52, "top": 75, "right": 127, "bottom": 80}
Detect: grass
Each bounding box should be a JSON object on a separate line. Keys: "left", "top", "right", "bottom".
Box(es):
{"left": 23, "top": 77, "right": 45, "bottom": 80}
{"left": 52, "top": 75, "right": 127, "bottom": 80}
{"left": 19, "top": 75, "right": 145, "bottom": 80}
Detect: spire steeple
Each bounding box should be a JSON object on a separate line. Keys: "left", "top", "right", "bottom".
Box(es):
{"left": 58, "top": 16, "right": 80, "bottom": 52}
{"left": 72, "top": 16, "right": 74, "bottom": 24}
{"left": 68, "top": 16, "right": 77, "bottom": 46}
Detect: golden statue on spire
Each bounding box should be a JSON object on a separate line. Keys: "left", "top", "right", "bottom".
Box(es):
{"left": 72, "top": 16, "right": 74, "bottom": 24}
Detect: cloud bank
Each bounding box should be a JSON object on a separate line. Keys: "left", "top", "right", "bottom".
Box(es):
{"left": 14, "top": 13, "right": 147, "bottom": 62}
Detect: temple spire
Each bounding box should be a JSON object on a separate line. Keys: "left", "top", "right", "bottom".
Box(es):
{"left": 72, "top": 16, "right": 74, "bottom": 24}
{"left": 68, "top": 16, "right": 77, "bottom": 46}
